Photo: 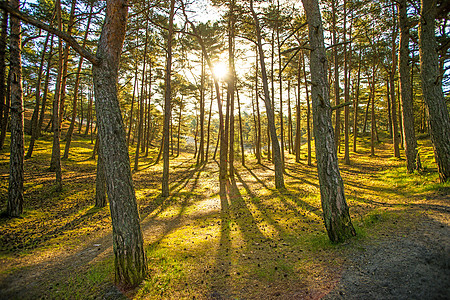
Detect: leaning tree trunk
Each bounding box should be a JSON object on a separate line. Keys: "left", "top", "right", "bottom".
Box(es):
{"left": 398, "top": 0, "right": 419, "bottom": 173}
{"left": 250, "top": 0, "right": 285, "bottom": 189}
{"left": 301, "top": 0, "right": 356, "bottom": 242}
{"left": 92, "top": 0, "right": 147, "bottom": 286}
{"left": 419, "top": 0, "right": 450, "bottom": 182}
{"left": 7, "top": 0, "right": 23, "bottom": 217}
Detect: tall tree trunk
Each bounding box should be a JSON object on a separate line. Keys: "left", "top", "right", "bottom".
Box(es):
{"left": 386, "top": 77, "right": 392, "bottom": 136}
{"left": 370, "top": 65, "right": 378, "bottom": 156}
{"left": 250, "top": 0, "right": 284, "bottom": 189}
{"left": 302, "top": 51, "right": 312, "bottom": 166}
{"left": 295, "top": 52, "right": 301, "bottom": 162}
{"left": 7, "top": 0, "right": 23, "bottom": 217}
{"left": 332, "top": 0, "right": 340, "bottom": 153}
{"left": 419, "top": 0, "right": 450, "bottom": 182}
{"left": 228, "top": 2, "right": 235, "bottom": 176}
{"left": 390, "top": 5, "right": 400, "bottom": 158}
{"left": 288, "top": 80, "right": 293, "bottom": 154}
{"left": 92, "top": 0, "right": 147, "bottom": 287}
{"left": 162, "top": 0, "right": 175, "bottom": 197}
{"left": 0, "top": 70, "right": 10, "bottom": 149}
{"left": 205, "top": 82, "right": 213, "bottom": 162}
{"left": 134, "top": 18, "right": 148, "bottom": 171}
{"left": 352, "top": 49, "right": 362, "bottom": 152}
{"left": 255, "top": 47, "right": 261, "bottom": 164}
{"left": 343, "top": 0, "right": 350, "bottom": 165}
{"left": 26, "top": 32, "right": 50, "bottom": 158}
{"left": 127, "top": 59, "right": 139, "bottom": 147}
{"left": 237, "top": 87, "right": 245, "bottom": 166}
{"left": 176, "top": 95, "right": 182, "bottom": 157}
{"left": 277, "top": 22, "right": 285, "bottom": 166}
{"left": 145, "top": 61, "right": 152, "bottom": 157}
{"left": 301, "top": 0, "right": 356, "bottom": 242}
{"left": 197, "top": 53, "right": 205, "bottom": 164}
{"left": 49, "top": 0, "right": 63, "bottom": 189}
{"left": 0, "top": 10, "right": 7, "bottom": 144}
{"left": 77, "top": 86, "right": 84, "bottom": 133}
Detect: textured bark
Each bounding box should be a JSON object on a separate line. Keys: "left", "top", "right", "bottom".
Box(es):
{"left": 288, "top": 81, "right": 293, "bottom": 154}
{"left": 95, "top": 137, "right": 107, "bottom": 208}
{"left": 92, "top": 0, "right": 147, "bottom": 286}
{"left": 398, "top": 0, "right": 419, "bottom": 173}
{"left": 250, "top": 0, "right": 284, "bottom": 189}
{"left": 332, "top": 0, "right": 340, "bottom": 153}
{"left": 162, "top": 0, "right": 175, "bottom": 197}
{"left": 301, "top": 51, "right": 312, "bottom": 166}
{"left": 205, "top": 83, "right": 213, "bottom": 162}
{"left": 255, "top": 47, "right": 261, "bottom": 164}
{"left": 197, "top": 53, "right": 205, "bottom": 164}
{"left": 419, "top": 0, "right": 450, "bottom": 182}
{"left": 352, "top": 49, "right": 362, "bottom": 153}
{"left": 0, "top": 11, "right": 8, "bottom": 150}
{"left": 49, "top": 0, "right": 63, "bottom": 189}
{"left": 390, "top": 5, "right": 400, "bottom": 158}
{"left": 127, "top": 60, "right": 139, "bottom": 147}
{"left": 237, "top": 87, "right": 245, "bottom": 166}
{"left": 343, "top": 0, "right": 350, "bottom": 165}
{"left": 228, "top": 1, "right": 235, "bottom": 176}
{"left": 0, "top": 70, "right": 10, "bottom": 149}
{"left": 7, "top": 0, "right": 23, "bottom": 217}
{"left": 277, "top": 23, "right": 285, "bottom": 166}
{"left": 301, "top": 0, "right": 356, "bottom": 242}
{"left": 295, "top": 52, "right": 301, "bottom": 163}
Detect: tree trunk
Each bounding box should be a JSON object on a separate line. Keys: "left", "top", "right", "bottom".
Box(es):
{"left": 0, "top": 70, "right": 10, "bottom": 149}
{"left": 176, "top": 95, "right": 182, "bottom": 157}
{"left": 352, "top": 49, "right": 362, "bottom": 152}
{"left": 419, "top": 0, "right": 450, "bottom": 182}
{"left": 95, "top": 136, "right": 107, "bottom": 208}
{"left": 332, "top": 0, "right": 340, "bottom": 153}
{"left": 277, "top": 24, "right": 285, "bottom": 166}
{"left": 237, "top": 87, "right": 245, "bottom": 166}
{"left": 92, "top": 0, "right": 147, "bottom": 287}
{"left": 77, "top": 86, "right": 84, "bottom": 133}
{"left": 7, "top": 0, "right": 23, "bottom": 217}
{"left": 162, "top": 0, "right": 175, "bottom": 197}
{"left": 228, "top": 2, "right": 235, "bottom": 176}
{"left": 49, "top": 0, "right": 63, "bottom": 190}
{"left": 127, "top": 59, "right": 139, "bottom": 147}
{"left": 288, "top": 80, "right": 293, "bottom": 155}
{"left": 343, "top": 0, "right": 350, "bottom": 165}
{"left": 301, "top": 0, "right": 356, "bottom": 242}
{"left": 0, "top": 10, "right": 7, "bottom": 142}
{"left": 295, "top": 52, "right": 301, "bottom": 162}
{"left": 390, "top": 5, "right": 400, "bottom": 158}
{"left": 250, "top": 0, "right": 284, "bottom": 189}
{"left": 370, "top": 65, "right": 378, "bottom": 156}
{"left": 197, "top": 53, "right": 205, "bottom": 164}
{"left": 255, "top": 47, "right": 261, "bottom": 164}
{"left": 205, "top": 82, "right": 213, "bottom": 162}
{"left": 302, "top": 51, "right": 312, "bottom": 166}
{"left": 145, "top": 61, "right": 152, "bottom": 157}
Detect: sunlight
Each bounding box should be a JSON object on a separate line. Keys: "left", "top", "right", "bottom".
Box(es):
{"left": 212, "top": 61, "right": 228, "bottom": 80}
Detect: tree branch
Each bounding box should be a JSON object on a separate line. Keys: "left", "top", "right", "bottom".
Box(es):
{"left": 0, "top": 1, "right": 99, "bottom": 65}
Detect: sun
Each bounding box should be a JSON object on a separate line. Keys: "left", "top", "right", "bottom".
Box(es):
{"left": 213, "top": 62, "right": 228, "bottom": 80}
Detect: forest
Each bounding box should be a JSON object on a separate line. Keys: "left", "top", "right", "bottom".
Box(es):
{"left": 0, "top": 0, "right": 449, "bottom": 298}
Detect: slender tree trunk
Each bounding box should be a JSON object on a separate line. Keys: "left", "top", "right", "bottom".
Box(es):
{"left": 277, "top": 24, "right": 285, "bottom": 166}
{"left": 198, "top": 53, "right": 205, "bottom": 164}
{"left": 145, "top": 61, "right": 152, "bottom": 157}
{"left": 302, "top": 51, "right": 312, "bottom": 166}
{"left": 92, "top": 0, "right": 147, "bottom": 287}
{"left": 38, "top": 44, "right": 52, "bottom": 137}
{"left": 343, "top": 0, "right": 350, "bottom": 165}
{"left": 255, "top": 47, "right": 261, "bottom": 164}
{"left": 250, "top": 0, "right": 284, "bottom": 189}
{"left": 332, "top": 0, "right": 340, "bottom": 153}
{"left": 419, "top": 0, "right": 450, "bottom": 182}
{"left": 7, "top": 0, "right": 23, "bottom": 217}
{"left": 0, "top": 70, "right": 10, "bottom": 149}
{"left": 352, "top": 49, "right": 362, "bottom": 152}
{"left": 49, "top": 0, "right": 63, "bottom": 189}
{"left": 228, "top": 4, "right": 235, "bottom": 176}
{"left": 370, "top": 65, "right": 378, "bottom": 156}
{"left": 84, "top": 91, "right": 93, "bottom": 136}
{"left": 287, "top": 80, "right": 293, "bottom": 154}
{"left": 301, "top": 0, "right": 356, "bottom": 242}
{"left": 176, "top": 95, "right": 182, "bottom": 157}
{"left": 398, "top": 0, "right": 420, "bottom": 173}
{"left": 295, "top": 52, "right": 301, "bottom": 162}
{"left": 162, "top": 0, "right": 175, "bottom": 197}
{"left": 237, "top": 87, "right": 245, "bottom": 166}
{"left": 205, "top": 82, "right": 213, "bottom": 162}
{"left": 386, "top": 77, "right": 392, "bottom": 136}
{"left": 127, "top": 59, "right": 139, "bottom": 147}
{"left": 78, "top": 86, "right": 84, "bottom": 133}
{"left": 390, "top": 5, "right": 400, "bottom": 158}
{"left": 0, "top": 10, "right": 7, "bottom": 143}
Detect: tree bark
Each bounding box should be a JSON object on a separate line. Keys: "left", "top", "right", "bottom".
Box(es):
{"left": 7, "top": 0, "right": 23, "bottom": 217}
{"left": 332, "top": 0, "right": 340, "bottom": 153}
{"left": 390, "top": 5, "right": 400, "bottom": 158}
{"left": 343, "top": 0, "right": 350, "bottom": 165}
{"left": 301, "top": 0, "right": 356, "bottom": 242}
{"left": 255, "top": 47, "right": 261, "bottom": 164}
{"left": 302, "top": 51, "right": 312, "bottom": 166}
{"left": 250, "top": 0, "right": 285, "bottom": 189}
{"left": 398, "top": 0, "right": 419, "bottom": 173}
{"left": 295, "top": 52, "right": 301, "bottom": 163}
{"left": 352, "top": 49, "right": 362, "bottom": 152}
{"left": 95, "top": 136, "right": 107, "bottom": 208}
{"left": 228, "top": 1, "right": 235, "bottom": 176}
{"left": 162, "top": 0, "right": 175, "bottom": 197}
{"left": 92, "top": 0, "right": 147, "bottom": 287}
{"left": 419, "top": 0, "right": 450, "bottom": 182}
{"left": 0, "top": 10, "right": 7, "bottom": 140}
{"left": 49, "top": 0, "right": 63, "bottom": 190}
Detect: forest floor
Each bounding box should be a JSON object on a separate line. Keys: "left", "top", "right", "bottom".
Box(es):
{"left": 0, "top": 133, "right": 449, "bottom": 299}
